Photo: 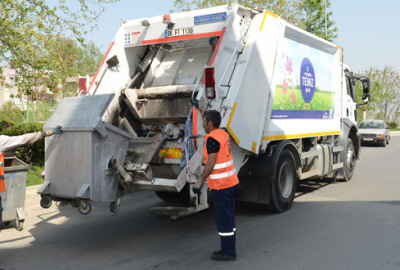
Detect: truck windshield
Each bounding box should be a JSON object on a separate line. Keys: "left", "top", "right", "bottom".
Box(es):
{"left": 359, "top": 123, "right": 384, "bottom": 129}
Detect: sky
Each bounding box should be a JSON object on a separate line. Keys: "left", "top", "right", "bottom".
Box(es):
{"left": 73, "top": 0, "right": 400, "bottom": 74}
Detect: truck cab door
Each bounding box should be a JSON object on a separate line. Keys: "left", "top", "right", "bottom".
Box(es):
{"left": 345, "top": 74, "right": 357, "bottom": 124}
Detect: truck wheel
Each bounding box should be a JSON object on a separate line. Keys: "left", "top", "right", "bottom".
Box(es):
{"left": 345, "top": 138, "right": 356, "bottom": 181}
{"left": 267, "top": 149, "right": 297, "bottom": 213}
{"left": 387, "top": 136, "right": 389, "bottom": 145}
{"left": 382, "top": 138, "right": 386, "bottom": 147}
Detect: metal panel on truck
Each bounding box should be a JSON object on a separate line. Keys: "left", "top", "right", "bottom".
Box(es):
{"left": 225, "top": 11, "right": 280, "bottom": 154}
{"left": 263, "top": 24, "right": 342, "bottom": 144}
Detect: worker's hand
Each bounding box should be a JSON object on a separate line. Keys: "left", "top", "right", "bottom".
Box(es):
{"left": 53, "top": 125, "right": 62, "bottom": 134}
{"left": 42, "top": 126, "right": 62, "bottom": 137}
{"left": 192, "top": 173, "right": 204, "bottom": 194}
{"left": 198, "top": 100, "right": 205, "bottom": 110}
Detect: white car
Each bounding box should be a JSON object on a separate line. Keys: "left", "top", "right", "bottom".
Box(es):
{"left": 358, "top": 120, "right": 390, "bottom": 147}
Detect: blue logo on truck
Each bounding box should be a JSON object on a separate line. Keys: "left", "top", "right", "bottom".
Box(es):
{"left": 300, "top": 58, "right": 316, "bottom": 103}
{"left": 194, "top": 12, "right": 227, "bottom": 25}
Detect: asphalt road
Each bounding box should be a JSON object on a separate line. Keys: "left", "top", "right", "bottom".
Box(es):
{"left": 1, "top": 136, "right": 400, "bottom": 270}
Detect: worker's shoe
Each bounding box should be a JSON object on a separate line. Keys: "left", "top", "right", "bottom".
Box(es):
{"left": 211, "top": 252, "right": 236, "bottom": 261}
{"left": 212, "top": 250, "right": 222, "bottom": 255}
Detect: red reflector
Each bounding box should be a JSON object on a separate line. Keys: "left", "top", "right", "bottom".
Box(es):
{"left": 205, "top": 68, "right": 215, "bottom": 99}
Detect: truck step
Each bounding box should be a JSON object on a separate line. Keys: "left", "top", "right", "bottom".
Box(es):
{"left": 150, "top": 204, "right": 208, "bottom": 220}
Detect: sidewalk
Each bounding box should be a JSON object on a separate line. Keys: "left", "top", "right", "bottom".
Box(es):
{"left": 24, "top": 185, "right": 44, "bottom": 216}
{"left": 390, "top": 131, "right": 400, "bottom": 137}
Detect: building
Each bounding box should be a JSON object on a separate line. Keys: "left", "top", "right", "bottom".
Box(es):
{"left": 0, "top": 67, "right": 26, "bottom": 109}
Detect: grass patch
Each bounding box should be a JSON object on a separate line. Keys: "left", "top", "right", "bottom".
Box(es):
{"left": 273, "top": 87, "right": 335, "bottom": 111}
{"left": 390, "top": 128, "right": 400, "bottom": 131}
{"left": 27, "top": 165, "right": 45, "bottom": 187}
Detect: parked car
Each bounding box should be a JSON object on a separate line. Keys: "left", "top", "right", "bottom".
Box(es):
{"left": 358, "top": 120, "right": 390, "bottom": 147}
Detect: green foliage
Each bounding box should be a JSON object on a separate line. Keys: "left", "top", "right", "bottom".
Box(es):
{"left": 172, "top": 0, "right": 303, "bottom": 26}
{"left": 0, "top": 101, "right": 25, "bottom": 124}
{"left": 171, "top": 0, "right": 338, "bottom": 41}
{"left": 273, "top": 87, "right": 334, "bottom": 111}
{"left": 356, "top": 66, "right": 400, "bottom": 123}
{"left": 299, "top": 0, "right": 338, "bottom": 42}
{"left": 26, "top": 102, "right": 59, "bottom": 123}
{"left": 0, "top": 119, "right": 15, "bottom": 133}
{"left": 387, "top": 122, "right": 398, "bottom": 129}
{"left": 27, "top": 165, "right": 45, "bottom": 187}
{"left": 1, "top": 122, "right": 45, "bottom": 165}
{"left": 0, "top": 0, "right": 115, "bottom": 98}
{"left": 77, "top": 40, "right": 104, "bottom": 76}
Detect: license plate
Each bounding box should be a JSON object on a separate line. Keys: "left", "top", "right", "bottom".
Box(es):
{"left": 165, "top": 27, "right": 194, "bottom": 38}
{"left": 363, "top": 138, "right": 373, "bottom": 141}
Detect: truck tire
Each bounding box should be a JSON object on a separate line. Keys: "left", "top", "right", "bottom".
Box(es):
{"left": 267, "top": 149, "right": 297, "bottom": 213}
{"left": 345, "top": 138, "right": 356, "bottom": 181}
{"left": 387, "top": 136, "right": 390, "bottom": 145}
{"left": 382, "top": 137, "right": 387, "bottom": 147}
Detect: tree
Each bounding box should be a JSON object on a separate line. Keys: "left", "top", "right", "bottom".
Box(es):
{"left": 373, "top": 67, "right": 400, "bottom": 122}
{"left": 172, "top": 0, "right": 303, "bottom": 26}
{"left": 0, "top": 0, "right": 117, "bottom": 97}
{"left": 171, "top": 0, "right": 338, "bottom": 41}
{"left": 355, "top": 66, "right": 400, "bottom": 124}
{"left": 298, "top": 0, "right": 338, "bottom": 42}
{"left": 76, "top": 41, "right": 104, "bottom": 76}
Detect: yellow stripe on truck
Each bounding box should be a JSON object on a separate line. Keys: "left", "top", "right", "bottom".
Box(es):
{"left": 336, "top": 45, "right": 341, "bottom": 62}
{"left": 260, "top": 9, "right": 277, "bottom": 31}
{"left": 263, "top": 131, "right": 341, "bottom": 141}
{"left": 226, "top": 102, "right": 241, "bottom": 145}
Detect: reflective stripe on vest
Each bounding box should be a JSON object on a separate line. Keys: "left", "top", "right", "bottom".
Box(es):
{"left": 0, "top": 152, "right": 5, "bottom": 193}
{"left": 204, "top": 129, "right": 239, "bottom": 190}
{"left": 209, "top": 168, "right": 237, "bottom": 180}
{"left": 213, "top": 160, "right": 234, "bottom": 170}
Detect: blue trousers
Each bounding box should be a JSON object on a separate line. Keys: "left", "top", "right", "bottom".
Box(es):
{"left": 211, "top": 184, "right": 239, "bottom": 256}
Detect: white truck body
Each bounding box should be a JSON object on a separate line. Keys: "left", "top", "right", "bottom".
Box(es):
{"left": 40, "top": 4, "right": 370, "bottom": 217}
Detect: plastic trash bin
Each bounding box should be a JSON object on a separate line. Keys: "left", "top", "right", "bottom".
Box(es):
{"left": 0, "top": 157, "right": 29, "bottom": 231}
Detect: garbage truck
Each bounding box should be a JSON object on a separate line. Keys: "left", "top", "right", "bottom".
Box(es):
{"left": 38, "top": 3, "right": 371, "bottom": 218}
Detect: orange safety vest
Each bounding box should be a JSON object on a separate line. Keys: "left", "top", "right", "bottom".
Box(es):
{"left": 0, "top": 152, "right": 5, "bottom": 193}
{"left": 203, "top": 129, "right": 239, "bottom": 190}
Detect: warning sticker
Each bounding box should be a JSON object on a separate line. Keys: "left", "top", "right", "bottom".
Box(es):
{"left": 251, "top": 142, "right": 257, "bottom": 153}
{"left": 124, "top": 31, "right": 140, "bottom": 46}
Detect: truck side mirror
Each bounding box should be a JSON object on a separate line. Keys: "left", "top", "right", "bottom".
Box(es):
{"left": 362, "top": 78, "right": 370, "bottom": 94}
{"left": 362, "top": 93, "right": 370, "bottom": 103}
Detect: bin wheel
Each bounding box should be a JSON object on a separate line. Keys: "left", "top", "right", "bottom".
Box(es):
{"left": 40, "top": 197, "right": 52, "bottom": 209}
{"left": 78, "top": 201, "right": 92, "bottom": 215}
{"left": 3, "top": 221, "right": 10, "bottom": 226}
{"left": 110, "top": 199, "right": 120, "bottom": 213}
{"left": 16, "top": 218, "right": 24, "bottom": 231}
{"left": 71, "top": 200, "right": 79, "bottom": 208}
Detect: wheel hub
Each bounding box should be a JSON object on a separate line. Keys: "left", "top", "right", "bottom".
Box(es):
{"left": 347, "top": 150, "right": 356, "bottom": 172}
{"left": 279, "top": 162, "right": 294, "bottom": 199}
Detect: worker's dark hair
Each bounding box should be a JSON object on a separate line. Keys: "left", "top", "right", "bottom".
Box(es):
{"left": 204, "top": 110, "right": 221, "bottom": 128}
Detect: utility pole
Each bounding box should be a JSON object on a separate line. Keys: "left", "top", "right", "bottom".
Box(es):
{"left": 325, "top": 0, "right": 327, "bottom": 39}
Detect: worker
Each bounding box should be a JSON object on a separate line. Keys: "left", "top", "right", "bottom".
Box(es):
{"left": 0, "top": 126, "right": 62, "bottom": 232}
{"left": 192, "top": 108, "right": 239, "bottom": 261}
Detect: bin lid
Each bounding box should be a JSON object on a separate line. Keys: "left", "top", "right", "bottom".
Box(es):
{"left": 44, "top": 94, "right": 115, "bottom": 131}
